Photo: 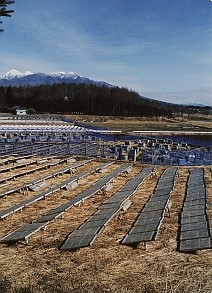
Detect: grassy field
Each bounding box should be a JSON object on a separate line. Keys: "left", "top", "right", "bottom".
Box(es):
{"left": 64, "top": 114, "right": 212, "bottom": 133}
{"left": 0, "top": 156, "right": 211, "bottom": 293}
{"left": 1, "top": 113, "right": 211, "bottom": 133}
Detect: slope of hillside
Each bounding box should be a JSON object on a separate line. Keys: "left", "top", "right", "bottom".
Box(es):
{"left": 0, "top": 70, "right": 211, "bottom": 116}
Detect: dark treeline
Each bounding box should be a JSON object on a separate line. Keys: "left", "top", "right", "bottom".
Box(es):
{"left": 0, "top": 83, "right": 172, "bottom": 116}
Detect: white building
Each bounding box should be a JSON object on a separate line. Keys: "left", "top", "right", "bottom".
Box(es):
{"left": 16, "top": 109, "right": 27, "bottom": 115}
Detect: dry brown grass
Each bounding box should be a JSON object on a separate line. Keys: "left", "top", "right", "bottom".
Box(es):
{"left": 64, "top": 114, "right": 212, "bottom": 132}
{"left": 1, "top": 114, "right": 211, "bottom": 133}
{"left": 0, "top": 157, "right": 211, "bottom": 292}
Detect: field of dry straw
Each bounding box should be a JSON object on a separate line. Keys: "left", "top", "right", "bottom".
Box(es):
{"left": 0, "top": 156, "right": 211, "bottom": 293}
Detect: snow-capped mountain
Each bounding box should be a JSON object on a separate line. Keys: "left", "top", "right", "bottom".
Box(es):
{"left": 0, "top": 69, "right": 112, "bottom": 87}
{"left": 0, "top": 70, "right": 33, "bottom": 80}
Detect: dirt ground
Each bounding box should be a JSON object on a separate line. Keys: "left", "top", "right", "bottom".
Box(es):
{"left": 0, "top": 156, "right": 211, "bottom": 293}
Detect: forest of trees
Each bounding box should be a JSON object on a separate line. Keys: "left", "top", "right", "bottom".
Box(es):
{"left": 0, "top": 83, "right": 172, "bottom": 117}
{"left": 1, "top": 83, "right": 210, "bottom": 117}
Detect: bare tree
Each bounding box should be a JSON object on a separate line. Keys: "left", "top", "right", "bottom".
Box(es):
{"left": 0, "top": 0, "right": 15, "bottom": 32}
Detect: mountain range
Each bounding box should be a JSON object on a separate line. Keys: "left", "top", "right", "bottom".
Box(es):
{"left": 0, "top": 69, "right": 112, "bottom": 87}
{"left": 0, "top": 70, "right": 211, "bottom": 108}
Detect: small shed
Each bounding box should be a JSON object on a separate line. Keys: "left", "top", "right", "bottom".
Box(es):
{"left": 16, "top": 109, "right": 27, "bottom": 115}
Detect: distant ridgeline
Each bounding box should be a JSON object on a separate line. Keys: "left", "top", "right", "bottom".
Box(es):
{"left": 0, "top": 83, "right": 211, "bottom": 116}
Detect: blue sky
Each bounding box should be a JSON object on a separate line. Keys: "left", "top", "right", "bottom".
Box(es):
{"left": 1, "top": 0, "right": 212, "bottom": 105}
